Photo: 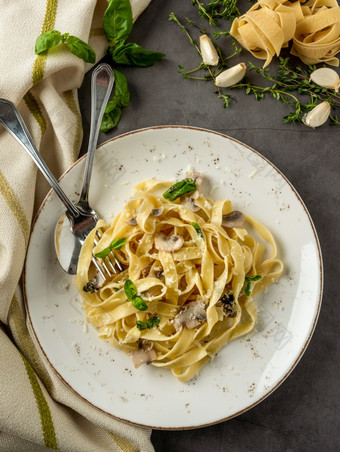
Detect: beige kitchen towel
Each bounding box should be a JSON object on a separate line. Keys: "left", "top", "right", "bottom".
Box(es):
{"left": 0, "top": 1, "right": 155, "bottom": 450}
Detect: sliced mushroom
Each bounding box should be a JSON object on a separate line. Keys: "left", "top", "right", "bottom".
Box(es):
{"left": 222, "top": 211, "right": 245, "bottom": 228}
{"left": 83, "top": 271, "right": 105, "bottom": 293}
{"left": 173, "top": 300, "right": 207, "bottom": 331}
{"left": 151, "top": 206, "right": 164, "bottom": 217}
{"left": 129, "top": 342, "right": 157, "bottom": 368}
{"left": 126, "top": 215, "right": 137, "bottom": 226}
{"left": 181, "top": 194, "right": 201, "bottom": 212}
{"left": 154, "top": 233, "right": 184, "bottom": 252}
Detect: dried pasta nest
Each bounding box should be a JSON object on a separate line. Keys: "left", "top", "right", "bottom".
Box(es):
{"left": 230, "top": 0, "right": 340, "bottom": 67}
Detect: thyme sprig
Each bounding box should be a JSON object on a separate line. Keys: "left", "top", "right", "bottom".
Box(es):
{"left": 239, "top": 59, "right": 340, "bottom": 123}
{"left": 191, "top": 0, "right": 241, "bottom": 24}
{"left": 169, "top": 10, "right": 340, "bottom": 125}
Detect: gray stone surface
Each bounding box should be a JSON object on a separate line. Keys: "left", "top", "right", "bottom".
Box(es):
{"left": 78, "top": 1, "right": 340, "bottom": 451}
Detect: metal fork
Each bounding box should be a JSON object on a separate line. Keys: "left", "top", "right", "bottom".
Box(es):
{"left": 92, "top": 231, "right": 124, "bottom": 279}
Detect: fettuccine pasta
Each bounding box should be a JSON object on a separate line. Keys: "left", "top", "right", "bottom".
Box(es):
{"left": 230, "top": 0, "right": 340, "bottom": 67}
{"left": 76, "top": 176, "right": 283, "bottom": 382}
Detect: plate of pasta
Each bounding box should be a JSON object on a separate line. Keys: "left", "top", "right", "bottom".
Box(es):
{"left": 24, "top": 126, "right": 322, "bottom": 429}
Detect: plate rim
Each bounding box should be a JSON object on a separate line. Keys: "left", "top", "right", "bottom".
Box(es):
{"left": 23, "top": 125, "right": 324, "bottom": 430}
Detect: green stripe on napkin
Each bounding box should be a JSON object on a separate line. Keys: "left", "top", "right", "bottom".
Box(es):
{"left": 0, "top": 171, "right": 30, "bottom": 246}
{"left": 22, "top": 354, "right": 58, "bottom": 449}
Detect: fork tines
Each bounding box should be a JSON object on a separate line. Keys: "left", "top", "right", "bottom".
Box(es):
{"left": 92, "top": 230, "right": 123, "bottom": 280}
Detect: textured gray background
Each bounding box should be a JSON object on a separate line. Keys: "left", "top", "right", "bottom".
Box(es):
{"left": 78, "top": 0, "right": 340, "bottom": 451}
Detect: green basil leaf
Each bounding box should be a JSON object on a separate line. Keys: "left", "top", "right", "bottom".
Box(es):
{"left": 35, "top": 30, "right": 62, "bottom": 54}
{"left": 103, "top": 0, "right": 133, "bottom": 45}
{"left": 147, "top": 316, "right": 160, "bottom": 328}
{"left": 94, "top": 237, "right": 126, "bottom": 258}
{"left": 110, "top": 43, "right": 165, "bottom": 67}
{"left": 94, "top": 245, "right": 112, "bottom": 259}
{"left": 124, "top": 279, "right": 138, "bottom": 300}
{"left": 137, "top": 316, "right": 160, "bottom": 331}
{"left": 110, "top": 237, "right": 127, "bottom": 250}
{"left": 163, "top": 178, "right": 197, "bottom": 201}
{"left": 247, "top": 275, "right": 262, "bottom": 282}
{"left": 66, "top": 35, "right": 96, "bottom": 63}
{"left": 100, "top": 70, "right": 130, "bottom": 133}
{"left": 244, "top": 275, "right": 262, "bottom": 296}
{"left": 104, "top": 97, "right": 119, "bottom": 114}
{"left": 130, "top": 295, "right": 148, "bottom": 311}
{"left": 113, "top": 69, "right": 130, "bottom": 107}
{"left": 124, "top": 279, "right": 147, "bottom": 311}
{"left": 100, "top": 105, "right": 122, "bottom": 133}
{"left": 192, "top": 222, "right": 203, "bottom": 238}
{"left": 136, "top": 320, "right": 148, "bottom": 331}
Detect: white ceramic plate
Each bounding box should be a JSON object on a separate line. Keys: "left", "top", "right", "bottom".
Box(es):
{"left": 24, "top": 126, "right": 323, "bottom": 429}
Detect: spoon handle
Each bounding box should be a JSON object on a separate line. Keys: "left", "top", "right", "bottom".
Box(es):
{"left": 79, "top": 63, "right": 114, "bottom": 204}
{"left": 0, "top": 99, "right": 80, "bottom": 217}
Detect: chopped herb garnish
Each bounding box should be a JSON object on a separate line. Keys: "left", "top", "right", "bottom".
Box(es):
{"left": 192, "top": 222, "right": 203, "bottom": 238}
{"left": 244, "top": 275, "right": 262, "bottom": 296}
{"left": 163, "top": 178, "right": 197, "bottom": 201}
{"left": 136, "top": 316, "right": 160, "bottom": 331}
{"left": 124, "top": 279, "right": 148, "bottom": 311}
{"left": 94, "top": 237, "right": 126, "bottom": 258}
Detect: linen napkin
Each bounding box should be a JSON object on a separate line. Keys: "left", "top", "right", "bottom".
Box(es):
{"left": 0, "top": 1, "right": 155, "bottom": 450}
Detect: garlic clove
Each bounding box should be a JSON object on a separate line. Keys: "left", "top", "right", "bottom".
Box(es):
{"left": 309, "top": 68, "right": 340, "bottom": 92}
{"left": 199, "top": 34, "right": 219, "bottom": 66}
{"left": 215, "top": 63, "right": 247, "bottom": 88}
{"left": 302, "top": 101, "right": 331, "bottom": 128}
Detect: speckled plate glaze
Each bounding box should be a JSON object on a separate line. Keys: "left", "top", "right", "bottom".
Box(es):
{"left": 24, "top": 126, "right": 323, "bottom": 429}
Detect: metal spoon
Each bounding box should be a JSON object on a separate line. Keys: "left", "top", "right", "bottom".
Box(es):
{"left": 55, "top": 63, "right": 114, "bottom": 274}
{"left": 0, "top": 64, "right": 114, "bottom": 275}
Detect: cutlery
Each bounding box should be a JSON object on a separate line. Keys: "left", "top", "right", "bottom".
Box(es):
{"left": 0, "top": 63, "right": 120, "bottom": 276}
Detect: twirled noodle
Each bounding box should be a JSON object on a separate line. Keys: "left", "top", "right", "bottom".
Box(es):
{"left": 230, "top": 0, "right": 340, "bottom": 67}
{"left": 76, "top": 178, "right": 283, "bottom": 382}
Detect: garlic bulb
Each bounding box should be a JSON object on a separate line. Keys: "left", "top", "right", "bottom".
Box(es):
{"left": 309, "top": 68, "right": 340, "bottom": 92}
{"left": 302, "top": 101, "right": 331, "bottom": 128}
{"left": 199, "top": 34, "right": 219, "bottom": 66}
{"left": 215, "top": 63, "right": 247, "bottom": 87}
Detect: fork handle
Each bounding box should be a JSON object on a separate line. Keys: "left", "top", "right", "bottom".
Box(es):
{"left": 0, "top": 98, "right": 79, "bottom": 218}
{"left": 79, "top": 63, "right": 114, "bottom": 204}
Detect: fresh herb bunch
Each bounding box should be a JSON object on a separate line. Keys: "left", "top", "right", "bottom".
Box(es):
{"left": 101, "top": 0, "right": 165, "bottom": 132}
{"left": 35, "top": 30, "right": 96, "bottom": 64}
{"left": 169, "top": 10, "right": 340, "bottom": 125}
{"left": 35, "top": 0, "right": 165, "bottom": 133}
